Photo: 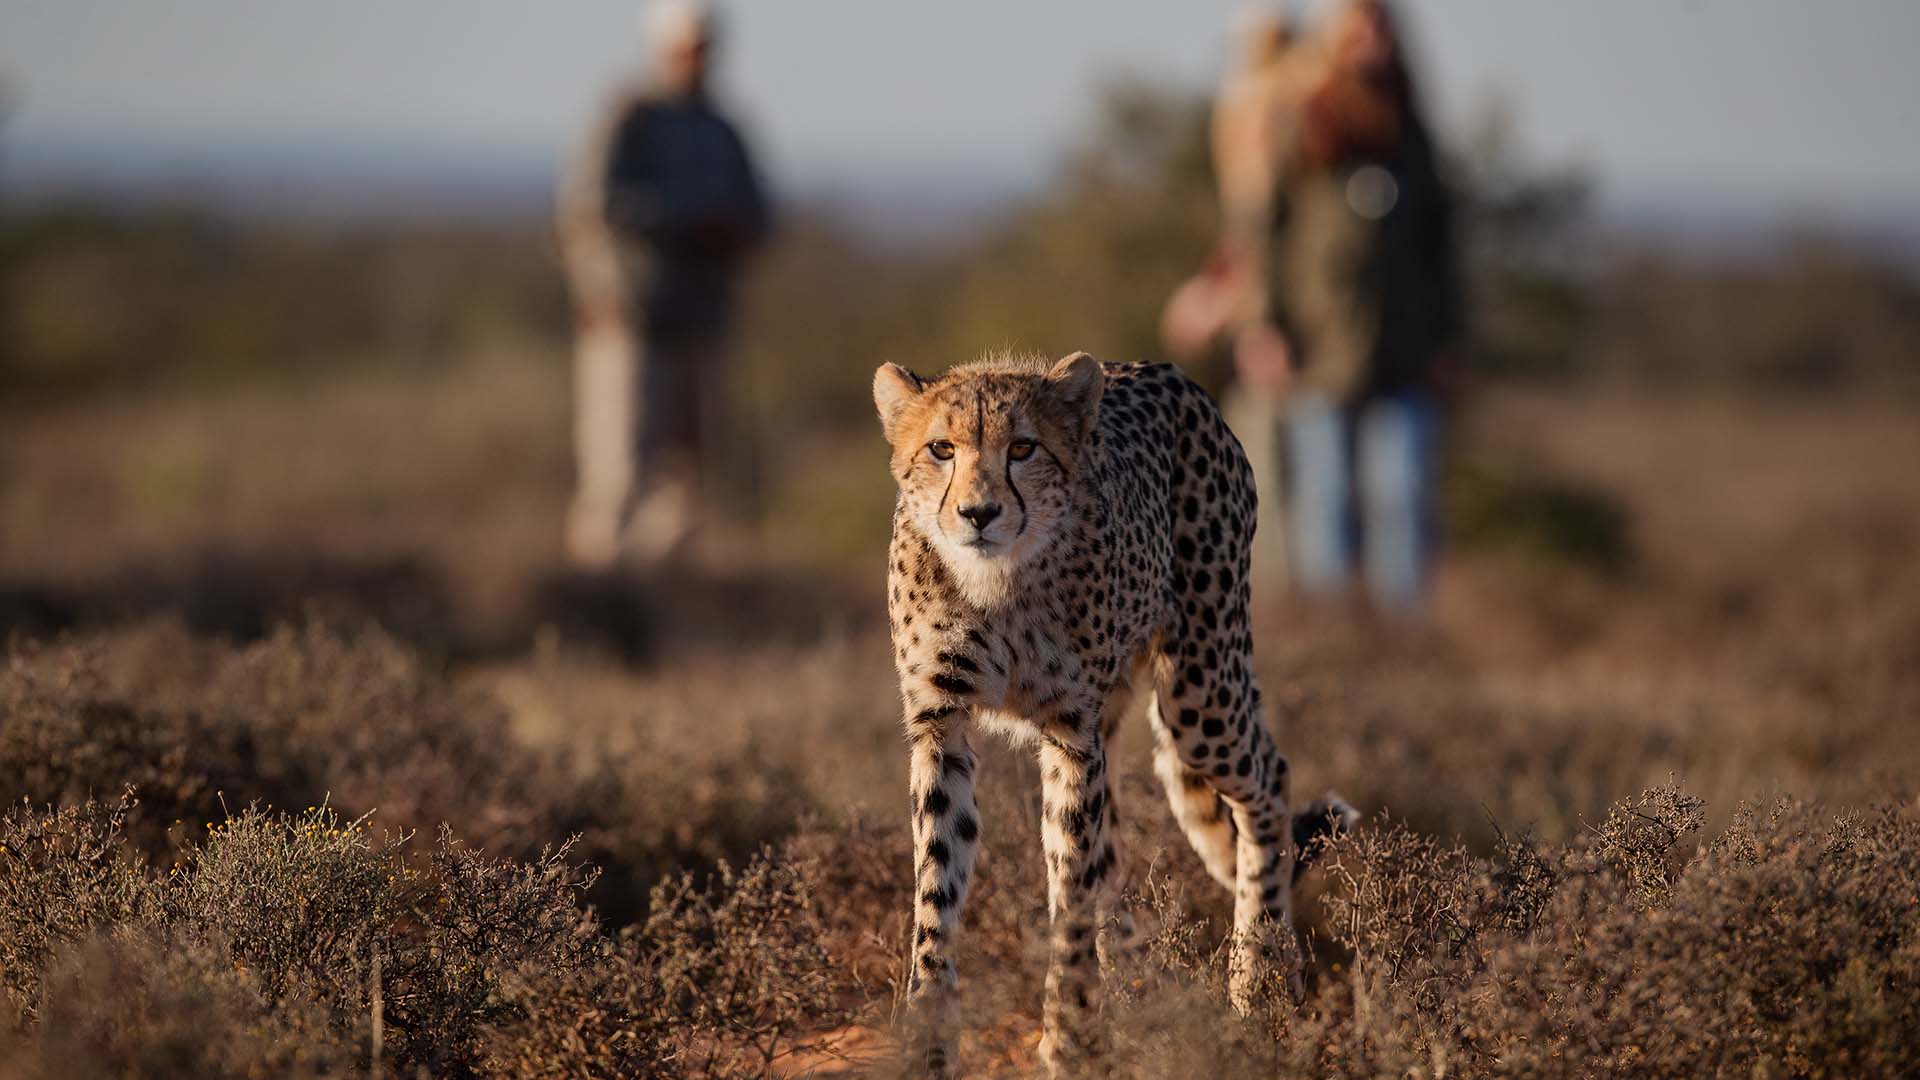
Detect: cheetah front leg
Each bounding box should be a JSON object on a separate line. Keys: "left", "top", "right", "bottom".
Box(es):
{"left": 901, "top": 706, "right": 980, "bottom": 1077}
{"left": 1035, "top": 708, "right": 1115, "bottom": 1078}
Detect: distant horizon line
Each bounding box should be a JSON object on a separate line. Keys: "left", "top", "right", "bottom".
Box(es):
{"left": 6, "top": 128, "right": 1920, "bottom": 265}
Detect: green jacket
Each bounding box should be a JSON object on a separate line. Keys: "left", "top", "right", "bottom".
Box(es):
{"left": 1268, "top": 119, "right": 1461, "bottom": 403}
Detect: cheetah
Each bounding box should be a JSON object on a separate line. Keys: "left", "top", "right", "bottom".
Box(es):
{"left": 873, "top": 350, "right": 1354, "bottom": 1076}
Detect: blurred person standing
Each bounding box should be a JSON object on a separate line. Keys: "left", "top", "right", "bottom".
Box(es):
{"left": 1261, "top": 0, "right": 1461, "bottom": 613}
{"left": 558, "top": 0, "right": 770, "bottom": 570}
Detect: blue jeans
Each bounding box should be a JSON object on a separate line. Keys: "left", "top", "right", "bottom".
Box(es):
{"left": 1285, "top": 392, "right": 1439, "bottom": 612}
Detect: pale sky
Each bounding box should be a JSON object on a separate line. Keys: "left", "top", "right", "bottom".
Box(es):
{"left": 5, "top": 0, "right": 1919, "bottom": 218}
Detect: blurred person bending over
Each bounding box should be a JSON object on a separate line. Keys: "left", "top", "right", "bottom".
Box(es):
{"left": 1262, "top": 0, "right": 1461, "bottom": 613}
{"left": 558, "top": 0, "right": 770, "bottom": 569}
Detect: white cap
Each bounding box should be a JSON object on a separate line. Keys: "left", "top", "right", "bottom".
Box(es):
{"left": 645, "top": 0, "right": 715, "bottom": 55}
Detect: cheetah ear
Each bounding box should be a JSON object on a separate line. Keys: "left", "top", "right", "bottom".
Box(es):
{"left": 1045, "top": 351, "right": 1104, "bottom": 441}
{"left": 872, "top": 363, "right": 925, "bottom": 445}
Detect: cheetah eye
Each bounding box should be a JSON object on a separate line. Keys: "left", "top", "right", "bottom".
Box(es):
{"left": 1008, "top": 439, "right": 1037, "bottom": 461}
{"left": 927, "top": 441, "right": 955, "bottom": 461}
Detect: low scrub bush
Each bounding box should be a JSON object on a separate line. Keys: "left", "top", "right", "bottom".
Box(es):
{"left": 1289, "top": 786, "right": 1920, "bottom": 1078}
{"left": 0, "top": 621, "right": 822, "bottom": 923}
{"left": 0, "top": 800, "right": 858, "bottom": 1078}
{"left": 5, "top": 618, "right": 1917, "bottom": 1076}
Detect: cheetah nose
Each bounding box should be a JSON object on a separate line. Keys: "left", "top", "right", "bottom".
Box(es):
{"left": 957, "top": 503, "right": 1002, "bottom": 530}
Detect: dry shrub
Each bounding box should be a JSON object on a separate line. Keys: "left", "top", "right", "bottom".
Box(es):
{"left": 27, "top": 929, "right": 347, "bottom": 1080}
{"left": 1589, "top": 783, "right": 1705, "bottom": 909}
{"left": 484, "top": 853, "right": 863, "bottom": 1080}
{"left": 174, "top": 805, "right": 605, "bottom": 1076}
{"left": 640, "top": 855, "right": 851, "bottom": 1076}
{"left": 0, "top": 794, "right": 862, "bottom": 1079}
{"left": 173, "top": 806, "right": 406, "bottom": 1011}
{"left": 0, "top": 621, "right": 822, "bottom": 923}
{"left": 1100, "top": 870, "right": 1280, "bottom": 1078}
{"left": 872, "top": 783, "right": 1920, "bottom": 1079}
{"left": 482, "top": 929, "right": 670, "bottom": 1078}
{"left": 611, "top": 746, "right": 819, "bottom": 915}
{"left": 0, "top": 791, "right": 154, "bottom": 1022}
{"left": 1320, "top": 816, "right": 1484, "bottom": 1016}
{"left": 8, "top": 616, "right": 1918, "bottom": 1077}
{"left": 0, "top": 621, "right": 579, "bottom": 856}
{"left": 415, "top": 830, "right": 606, "bottom": 1058}
{"left": 4, "top": 771, "right": 1916, "bottom": 1078}
{"left": 785, "top": 811, "right": 911, "bottom": 988}
{"left": 0, "top": 637, "right": 243, "bottom": 855}
{"left": 1289, "top": 785, "right": 1920, "bottom": 1078}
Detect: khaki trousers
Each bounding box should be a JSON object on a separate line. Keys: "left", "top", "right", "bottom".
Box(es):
{"left": 566, "top": 317, "right": 723, "bottom": 569}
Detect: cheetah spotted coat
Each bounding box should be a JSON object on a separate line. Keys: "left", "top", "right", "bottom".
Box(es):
{"left": 874, "top": 352, "right": 1336, "bottom": 1077}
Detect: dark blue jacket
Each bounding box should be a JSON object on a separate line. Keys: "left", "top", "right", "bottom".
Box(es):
{"left": 603, "top": 92, "right": 770, "bottom": 340}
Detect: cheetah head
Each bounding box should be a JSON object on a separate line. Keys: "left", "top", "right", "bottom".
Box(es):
{"left": 873, "top": 351, "right": 1104, "bottom": 603}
